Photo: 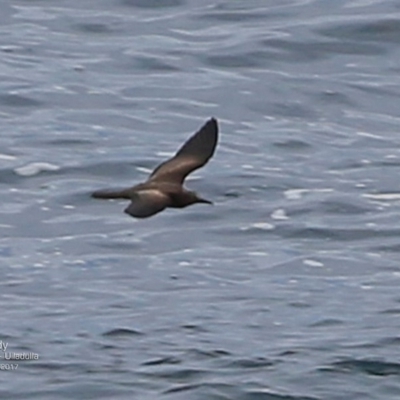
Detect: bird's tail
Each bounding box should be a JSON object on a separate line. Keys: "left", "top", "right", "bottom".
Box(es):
{"left": 92, "top": 189, "right": 131, "bottom": 200}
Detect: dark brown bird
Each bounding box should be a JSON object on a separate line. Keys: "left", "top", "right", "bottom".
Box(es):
{"left": 92, "top": 118, "right": 218, "bottom": 218}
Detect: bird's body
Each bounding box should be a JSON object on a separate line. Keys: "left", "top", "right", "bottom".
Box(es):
{"left": 92, "top": 118, "right": 218, "bottom": 218}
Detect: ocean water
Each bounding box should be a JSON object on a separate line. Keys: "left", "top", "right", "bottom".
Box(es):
{"left": 1, "top": 0, "right": 400, "bottom": 398}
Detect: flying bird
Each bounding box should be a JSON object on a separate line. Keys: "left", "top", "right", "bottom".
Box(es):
{"left": 92, "top": 118, "right": 218, "bottom": 218}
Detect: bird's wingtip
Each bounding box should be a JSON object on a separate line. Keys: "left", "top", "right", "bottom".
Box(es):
{"left": 206, "top": 117, "right": 218, "bottom": 132}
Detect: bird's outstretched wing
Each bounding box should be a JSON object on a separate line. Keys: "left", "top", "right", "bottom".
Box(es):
{"left": 124, "top": 190, "right": 171, "bottom": 218}
{"left": 92, "top": 188, "right": 131, "bottom": 199}
{"left": 149, "top": 118, "right": 218, "bottom": 184}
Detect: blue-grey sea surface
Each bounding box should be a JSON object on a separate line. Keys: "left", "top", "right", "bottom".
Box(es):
{"left": 1, "top": 0, "right": 400, "bottom": 399}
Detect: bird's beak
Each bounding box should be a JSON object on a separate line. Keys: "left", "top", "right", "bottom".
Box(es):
{"left": 198, "top": 197, "right": 213, "bottom": 205}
